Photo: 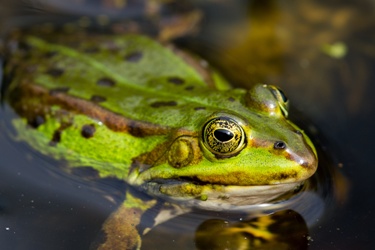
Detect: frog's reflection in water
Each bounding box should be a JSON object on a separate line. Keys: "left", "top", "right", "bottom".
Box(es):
{"left": 195, "top": 209, "right": 308, "bottom": 250}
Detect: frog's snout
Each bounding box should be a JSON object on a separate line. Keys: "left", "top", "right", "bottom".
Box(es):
{"left": 287, "top": 141, "right": 318, "bottom": 177}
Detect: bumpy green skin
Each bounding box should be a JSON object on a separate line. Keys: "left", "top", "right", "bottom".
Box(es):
{"left": 4, "top": 30, "right": 318, "bottom": 249}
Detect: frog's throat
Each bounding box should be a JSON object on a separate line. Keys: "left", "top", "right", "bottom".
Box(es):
{"left": 138, "top": 180, "right": 305, "bottom": 211}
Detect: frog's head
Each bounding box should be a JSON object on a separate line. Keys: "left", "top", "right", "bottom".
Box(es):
{"left": 129, "top": 84, "right": 318, "bottom": 209}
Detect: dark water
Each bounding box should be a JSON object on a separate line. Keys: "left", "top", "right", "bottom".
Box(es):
{"left": 1, "top": 0, "right": 375, "bottom": 249}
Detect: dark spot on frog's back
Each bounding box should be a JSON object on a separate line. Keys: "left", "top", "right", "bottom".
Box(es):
{"left": 28, "top": 115, "right": 45, "bottom": 128}
{"left": 97, "top": 77, "right": 116, "bottom": 87}
{"left": 46, "top": 68, "right": 65, "bottom": 77}
{"left": 185, "top": 86, "right": 194, "bottom": 91}
{"left": 150, "top": 101, "right": 177, "bottom": 108}
{"left": 124, "top": 51, "right": 143, "bottom": 62}
{"left": 90, "top": 95, "right": 107, "bottom": 103}
{"left": 49, "top": 130, "right": 62, "bottom": 146}
{"left": 128, "top": 121, "right": 146, "bottom": 137}
{"left": 194, "top": 107, "right": 206, "bottom": 111}
{"left": 81, "top": 124, "right": 96, "bottom": 138}
{"left": 48, "top": 122, "right": 72, "bottom": 146}
{"left": 49, "top": 87, "right": 70, "bottom": 96}
{"left": 167, "top": 77, "right": 185, "bottom": 85}
{"left": 228, "top": 97, "right": 235, "bottom": 102}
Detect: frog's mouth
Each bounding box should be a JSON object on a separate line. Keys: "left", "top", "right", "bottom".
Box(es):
{"left": 138, "top": 178, "right": 305, "bottom": 211}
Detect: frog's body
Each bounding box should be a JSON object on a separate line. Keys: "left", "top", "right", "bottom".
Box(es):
{"left": 3, "top": 30, "right": 317, "bottom": 249}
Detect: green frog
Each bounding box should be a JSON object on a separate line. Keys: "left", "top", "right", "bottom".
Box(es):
{"left": 2, "top": 29, "right": 318, "bottom": 249}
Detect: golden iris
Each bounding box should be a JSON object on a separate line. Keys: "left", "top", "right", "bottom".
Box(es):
{"left": 202, "top": 117, "right": 246, "bottom": 157}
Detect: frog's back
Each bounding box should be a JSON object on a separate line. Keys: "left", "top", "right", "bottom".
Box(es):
{"left": 5, "top": 30, "right": 239, "bottom": 131}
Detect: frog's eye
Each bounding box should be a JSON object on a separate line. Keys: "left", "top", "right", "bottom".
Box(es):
{"left": 268, "top": 86, "right": 289, "bottom": 117}
{"left": 202, "top": 116, "right": 246, "bottom": 158}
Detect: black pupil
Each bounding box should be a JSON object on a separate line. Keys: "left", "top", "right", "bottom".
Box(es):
{"left": 214, "top": 129, "right": 234, "bottom": 142}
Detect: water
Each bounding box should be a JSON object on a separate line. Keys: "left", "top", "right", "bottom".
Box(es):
{"left": 1, "top": 0, "right": 375, "bottom": 249}
{"left": 0, "top": 106, "right": 117, "bottom": 249}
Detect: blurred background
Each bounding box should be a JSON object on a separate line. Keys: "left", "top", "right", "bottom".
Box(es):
{"left": 0, "top": 0, "right": 374, "bottom": 249}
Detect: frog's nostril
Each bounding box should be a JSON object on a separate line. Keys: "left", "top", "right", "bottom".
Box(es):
{"left": 274, "top": 141, "right": 286, "bottom": 149}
